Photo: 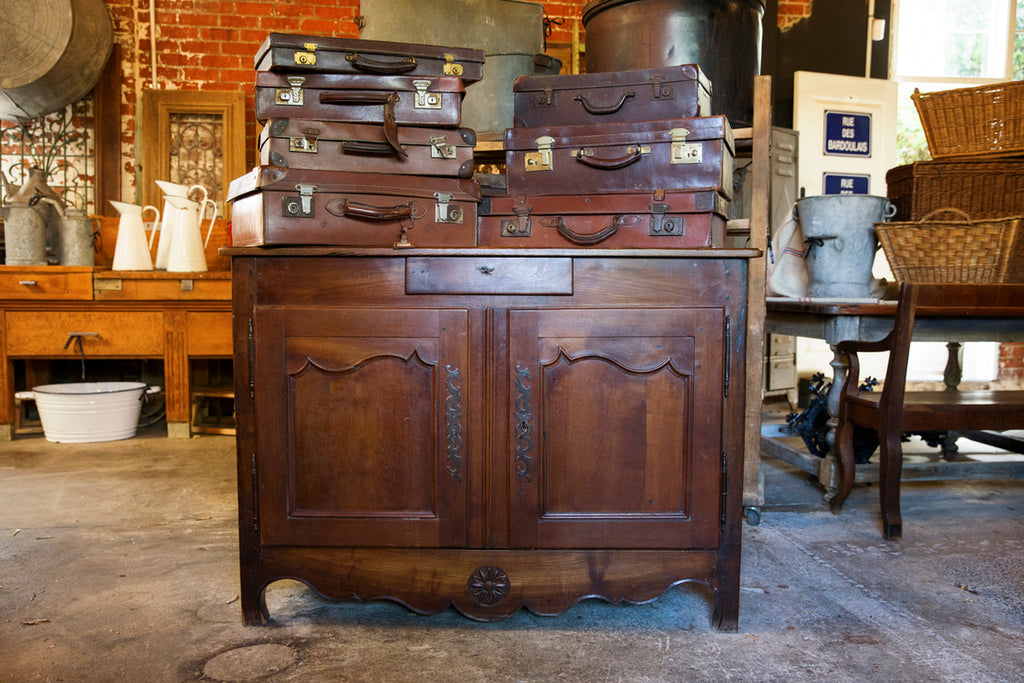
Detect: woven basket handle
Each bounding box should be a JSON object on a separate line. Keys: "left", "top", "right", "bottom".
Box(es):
{"left": 919, "top": 207, "right": 973, "bottom": 224}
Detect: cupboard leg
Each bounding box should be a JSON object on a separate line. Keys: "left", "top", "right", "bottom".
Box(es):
{"left": 713, "top": 585, "right": 740, "bottom": 632}
{"left": 241, "top": 583, "right": 270, "bottom": 626}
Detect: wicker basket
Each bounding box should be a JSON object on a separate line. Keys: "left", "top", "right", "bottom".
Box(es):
{"left": 886, "top": 159, "right": 1024, "bottom": 221}
{"left": 876, "top": 208, "right": 1024, "bottom": 283}
{"left": 912, "top": 81, "right": 1024, "bottom": 159}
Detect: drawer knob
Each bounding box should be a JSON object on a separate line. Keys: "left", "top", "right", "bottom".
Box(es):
{"left": 18, "top": 280, "right": 37, "bottom": 286}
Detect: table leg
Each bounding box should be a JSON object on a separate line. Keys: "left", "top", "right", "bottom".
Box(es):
{"left": 943, "top": 341, "right": 962, "bottom": 391}
{"left": 816, "top": 346, "right": 849, "bottom": 503}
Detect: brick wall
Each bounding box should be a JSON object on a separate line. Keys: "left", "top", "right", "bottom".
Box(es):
{"left": 104, "top": 0, "right": 362, "bottom": 200}
{"left": 778, "top": 0, "right": 814, "bottom": 30}
{"left": 999, "top": 343, "right": 1024, "bottom": 386}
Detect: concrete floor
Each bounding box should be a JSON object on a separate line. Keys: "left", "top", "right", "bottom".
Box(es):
{"left": 1, "top": 424, "right": 1022, "bottom": 682}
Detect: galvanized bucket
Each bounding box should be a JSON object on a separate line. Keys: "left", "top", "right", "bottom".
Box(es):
{"left": 796, "top": 195, "right": 896, "bottom": 298}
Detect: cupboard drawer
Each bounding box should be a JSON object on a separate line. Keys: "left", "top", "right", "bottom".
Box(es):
{"left": 766, "top": 356, "right": 797, "bottom": 391}
{"left": 5, "top": 311, "right": 165, "bottom": 356}
{"left": 406, "top": 256, "right": 573, "bottom": 295}
{"left": 187, "top": 311, "right": 233, "bottom": 356}
{"left": 769, "top": 334, "right": 795, "bottom": 356}
{"left": 0, "top": 269, "right": 94, "bottom": 300}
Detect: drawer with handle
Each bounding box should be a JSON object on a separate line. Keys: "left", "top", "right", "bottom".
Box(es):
{"left": 5, "top": 311, "right": 165, "bottom": 356}
{"left": 0, "top": 268, "right": 94, "bottom": 300}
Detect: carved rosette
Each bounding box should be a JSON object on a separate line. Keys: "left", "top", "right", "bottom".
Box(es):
{"left": 467, "top": 565, "right": 510, "bottom": 606}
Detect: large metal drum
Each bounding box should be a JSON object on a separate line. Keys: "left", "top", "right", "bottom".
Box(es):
{"left": 0, "top": 0, "right": 113, "bottom": 120}
{"left": 582, "top": 0, "right": 764, "bottom": 126}
{"left": 359, "top": 0, "right": 553, "bottom": 139}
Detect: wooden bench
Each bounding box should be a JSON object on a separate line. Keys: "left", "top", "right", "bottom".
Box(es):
{"left": 831, "top": 282, "right": 1024, "bottom": 539}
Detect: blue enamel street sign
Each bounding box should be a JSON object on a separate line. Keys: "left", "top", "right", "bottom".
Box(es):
{"left": 823, "top": 172, "right": 871, "bottom": 195}
{"left": 824, "top": 111, "right": 871, "bottom": 157}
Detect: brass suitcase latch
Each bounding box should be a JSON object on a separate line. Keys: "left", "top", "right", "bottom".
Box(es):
{"left": 524, "top": 136, "right": 555, "bottom": 172}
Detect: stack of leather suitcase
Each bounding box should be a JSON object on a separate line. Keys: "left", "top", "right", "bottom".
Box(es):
{"left": 480, "top": 64, "right": 734, "bottom": 248}
{"left": 228, "top": 34, "right": 486, "bottom": 248}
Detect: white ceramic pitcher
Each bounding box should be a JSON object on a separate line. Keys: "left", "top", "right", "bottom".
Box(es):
{"left": 109, "top": 200, "right": 159, "bottom": 271}
{"left": 164, "top": 194, "right": 216, "bottom": 272}
{"left": 153, "top": 180, "right": 208, "bottom": 270}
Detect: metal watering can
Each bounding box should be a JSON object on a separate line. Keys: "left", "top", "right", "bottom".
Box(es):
{"left": 2, "top": 168, "right": 66, "bottom": 265}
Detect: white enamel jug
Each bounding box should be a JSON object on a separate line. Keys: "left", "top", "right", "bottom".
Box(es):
{"left": 164, "top": 194, "right": 216, "bottom": 272}
{"left": 109, "top": 200, "right": 158, "bottom": 271}
{"left": 153, "top": 180, "right": 208, "bottom": 270}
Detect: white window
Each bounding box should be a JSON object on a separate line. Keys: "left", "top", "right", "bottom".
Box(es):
{"left": 891, "top": 0, "right": 1023, "bottom": 163}
{"left": 886, "top": 1, "right": 1015, "bottom": 382}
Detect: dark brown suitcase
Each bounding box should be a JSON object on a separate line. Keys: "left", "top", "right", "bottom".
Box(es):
{"left": 505, "top": 116, "right": 734, "bottom": 198}
{"left": 258, "top": 119, "right": 477, "bottom": 178}
{"left": 255, "top": 72, "right": 465, "bottom": 127}
{"left": 227, "top": 166, "right": 480, "bottom": 248}
{"left": 254, "top": 32, "right": 485, "bottom": 84}
{"left": 512, "top": 64, "right": 712, "bottom": 127}
{"left": 478, "top": 188, "right": 727, "bottom": 248}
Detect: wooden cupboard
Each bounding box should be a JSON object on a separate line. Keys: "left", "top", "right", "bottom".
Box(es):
{"left": 229, "top": 248, "right": 754, "bottom": 629}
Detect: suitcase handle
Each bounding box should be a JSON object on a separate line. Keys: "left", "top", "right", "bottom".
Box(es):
{"left": 541, "top": 214, "right": 638, "bottom": 245}
{"left": 320, "top": 92, "right": 405, "bottom": 156}
{"left": 573, "top": 91, "right": 635, "bottom": 115}
{"left": 325, "top": 198, "right": 415, "bottom": 221}
{"left": 345, "top": 52, "right": 419, "bottom": 75}
{"left": 341, "top": 139, "right": 408, "bottom": 158}
{"left": 574, "top": 147, "right": 644, "bottom": 170}
{"left": 320, "top": 90, "right": 395, "bottom": 105}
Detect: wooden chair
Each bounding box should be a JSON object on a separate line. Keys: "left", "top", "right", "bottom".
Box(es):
{"left": 831, "top": 282, "right": 1024, "bottom": 539}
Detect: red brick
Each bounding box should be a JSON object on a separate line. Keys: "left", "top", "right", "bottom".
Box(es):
{"left": 299, "top": 18, "right": 347, "bottom": 35}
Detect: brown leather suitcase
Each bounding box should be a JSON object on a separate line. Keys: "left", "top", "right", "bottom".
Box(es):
{"left": 227, "top": 166, "right": 480, "bottom": 248}
{"left": 512, "top": 64, "right": 712, "bottom": 127}
{"left": 505, "top": 115, "right": 734, "bottom": 197}
{"left": 258, "top": 119, "right": 476, "bottom": 178}
{"left": 254, "top": 33, "right": 485, "bottom": 84}
{"left": 255, "top": 72, "right": 465, "bottom": 127}
{"left": 478, "top": 188, "right": 727, "bottom": 248}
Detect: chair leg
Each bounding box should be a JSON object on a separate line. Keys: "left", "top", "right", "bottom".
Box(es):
{"left": 877, "top": 425, "right": 904, "bottom": 540}
{"left": 830, "top": 415, "right": 857, "bottom": 514}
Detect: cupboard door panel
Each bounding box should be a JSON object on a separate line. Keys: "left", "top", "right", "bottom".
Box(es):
{"left": 255, "top": 307, "right": 470, "bottom": 548}
{"left": 508, "top": 307, "right": 724, "bottom": 549}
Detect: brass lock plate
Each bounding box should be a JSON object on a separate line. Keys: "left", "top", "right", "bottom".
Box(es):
{"left": 524, "top": 136, "right": 554, "bottom": 172}
{"left": 670, "top": 127, "right": 702, "bottom": 165}
{"left": 413, "top": 80, "right": 443, "bottom": 109}
{"left": 443, "top": 54, "right": 464, "bottom": 76}
{"left": 275, "top": 76, "right": 305, "bottom": 106}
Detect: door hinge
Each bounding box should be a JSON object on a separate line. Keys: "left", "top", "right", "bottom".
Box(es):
{"left": 723, "top": 314, "right": 731, "bottom": 397}
{"left": 247, "top": 318, "right": 255, "bottom": 399}
{"left": 251, "top": 452, "right": 260, "bottom": 534}
{"left": 720, "top": 452, "right": 728, "bottom": 532}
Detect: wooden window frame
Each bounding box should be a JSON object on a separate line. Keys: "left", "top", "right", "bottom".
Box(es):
{"left": 140, "top": 89, "right": 246, "bottom": 217}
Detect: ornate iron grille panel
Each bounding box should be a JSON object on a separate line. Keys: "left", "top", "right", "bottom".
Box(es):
{"left": 0, "top": 99, "right": 96, "bottom": 213}
{"left": 168, "top": 111, "right": 224, "bottom": 212}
